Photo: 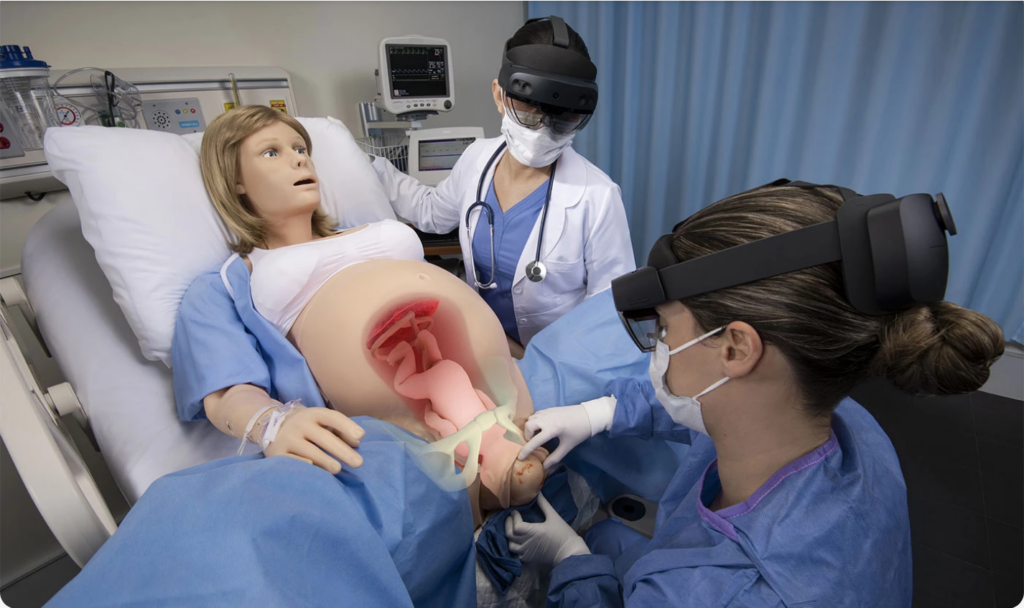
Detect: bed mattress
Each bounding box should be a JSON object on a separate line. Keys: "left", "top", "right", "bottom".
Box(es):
{"left": 21, "top": 202, "right": 256, "bottom": 504}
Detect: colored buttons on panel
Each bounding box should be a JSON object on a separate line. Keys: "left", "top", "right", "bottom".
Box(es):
{"left": 406, "top": 102, "right": 440, "bottom": 109}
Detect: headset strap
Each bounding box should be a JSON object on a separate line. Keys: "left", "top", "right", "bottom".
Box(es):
{"left": 661, "top": 220, "right": 843, "bottom": 301}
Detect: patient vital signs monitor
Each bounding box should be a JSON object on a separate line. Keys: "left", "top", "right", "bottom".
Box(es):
{"left": 409, "top": 127, "right": 484, "bottom": 186}
{"left": 377, "top": 36, "right": 454, "bottom": 116}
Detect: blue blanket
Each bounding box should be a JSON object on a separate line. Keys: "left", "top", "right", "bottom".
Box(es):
{"left": 46, "top": 419, "right": 476, "bottom": 608}
{"left": 48, "top": 290, "right": 682, "bottom": 607}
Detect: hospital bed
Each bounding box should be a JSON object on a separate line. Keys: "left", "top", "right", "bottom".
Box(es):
{"left": 0, "top": 70, "right": 667, "bottom": 608}
{"left": 0, "top": 196, "right": 661, "bottom": 593}
{"left": 0, "top": 67, "right": 307, "bottom": 570}
{"left": 1, "top": 200, "right": 249, "bottom": 566}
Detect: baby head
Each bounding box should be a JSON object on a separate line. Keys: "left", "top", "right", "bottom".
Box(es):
{"left": 508, "top": 453, "right": 546, "bottom": 507}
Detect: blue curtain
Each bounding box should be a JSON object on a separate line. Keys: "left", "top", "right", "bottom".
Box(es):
{"left": 528, "top": 1, "right": 1023, "bottom": 342}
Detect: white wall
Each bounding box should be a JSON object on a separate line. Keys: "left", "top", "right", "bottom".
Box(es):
{"left": 0, "top": 1, "right": 525, "bottom": 275}
{"left": 0, "top": 1, "right": 525, "bottom": 134}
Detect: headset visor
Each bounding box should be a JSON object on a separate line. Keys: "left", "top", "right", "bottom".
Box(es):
{"left": 503, "top": 92, "right": 592, "bottom": 134}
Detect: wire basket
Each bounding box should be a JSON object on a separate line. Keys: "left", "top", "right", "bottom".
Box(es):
{"left": 356, "top": 134, "right": 408, "bottom": 174}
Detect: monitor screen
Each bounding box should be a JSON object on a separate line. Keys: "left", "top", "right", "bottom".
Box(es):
{"left": 418, "top": 137, "right": 476, "bottom": 171}
{"left": 387, "top": 44, "right": 448, "bottom": 99}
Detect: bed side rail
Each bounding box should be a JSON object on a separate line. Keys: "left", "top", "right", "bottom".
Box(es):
{"left": 0, "top": 281, "right": 117, "bottom": 567}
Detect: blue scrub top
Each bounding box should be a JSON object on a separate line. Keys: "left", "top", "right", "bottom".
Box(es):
{"left": 470, "top": 178, "right": 549, "bottom": 344}
{"left": 544, "top": 377, "right": 913, "bottom": 608}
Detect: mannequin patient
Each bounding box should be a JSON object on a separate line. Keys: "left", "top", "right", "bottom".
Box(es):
{"left": 190, "top": 105, "right": 545, "bottom": 514}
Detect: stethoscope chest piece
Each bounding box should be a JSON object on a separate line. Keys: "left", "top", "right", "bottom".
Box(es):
{"left": 525, "top": 260, "right": 547, "bottom": 282}
{"left": 467, "top": 141, "right": 559, "bottom": 289}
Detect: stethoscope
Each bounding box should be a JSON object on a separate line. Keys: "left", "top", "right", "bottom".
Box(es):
{"left": 464, "top": 141, "right": 557, "bottom": 290}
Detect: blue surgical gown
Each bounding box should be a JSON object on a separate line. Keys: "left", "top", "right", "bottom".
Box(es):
{"left": 470, "top": 178, "right": 548, "bottom": 344}
{"left": 516, "top": 291, "right": 912, "bottom": 608}
{"left": 545, "top": 377, "right": 912, "bottom": 608}
{"left": 171, "top": 255, "right": 325, "bottom": 421}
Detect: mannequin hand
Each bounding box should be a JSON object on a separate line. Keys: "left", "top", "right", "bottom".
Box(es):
{"left": 505, "top": 494, "right": 589, "bottom": 567}
{"left": 264, "top": 407, "right": 365, "bottom": 475}
{"left": 517, "top": 396, "right": 616, "bottom": 469}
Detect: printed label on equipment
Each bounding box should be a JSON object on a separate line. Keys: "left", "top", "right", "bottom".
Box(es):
{"left": 270, "top": 100, "right": 288, "bottom": 114}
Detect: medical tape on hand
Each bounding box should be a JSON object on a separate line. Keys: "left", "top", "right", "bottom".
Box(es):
{"left": 260, "top": 399, "right": 303, "bottom": 451}
{"left": 236, "top": 403, "right": 279, "bottom": 456}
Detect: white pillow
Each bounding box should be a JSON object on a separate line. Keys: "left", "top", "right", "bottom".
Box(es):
{"left": 43, "top": 116, "right": 396, "bottom": 367}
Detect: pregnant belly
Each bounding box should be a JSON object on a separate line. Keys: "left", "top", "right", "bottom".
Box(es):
{"left": 288, "top": 259, "right": 511, "bottom": 434}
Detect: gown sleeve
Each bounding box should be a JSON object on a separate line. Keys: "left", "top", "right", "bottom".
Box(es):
{"left": 548, "top": 554, "right": 785, "bottom": 608}
{"left": 171, "top": 272, "right": 272, "bottom": 422}
{"left": 604, "top": 377, "right": 695, "bottom": 444}
{"left": 370, "top": 154, "right": 467, "bottom": 235}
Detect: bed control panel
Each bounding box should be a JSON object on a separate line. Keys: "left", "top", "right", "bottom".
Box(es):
{"left": 141, "top": 98, "right": 206, "bottom": 134}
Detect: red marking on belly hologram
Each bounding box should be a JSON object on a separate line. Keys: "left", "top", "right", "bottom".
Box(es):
{"left": 366, "top": 299, "right": 440, "bottom": 351}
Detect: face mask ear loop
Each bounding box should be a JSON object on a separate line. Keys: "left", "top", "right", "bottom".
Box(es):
{"left": 667, "top": 325, "right": 725, "bottom": 356}
{"left": 694, "top": 376, "right": 730, "bottom": 400}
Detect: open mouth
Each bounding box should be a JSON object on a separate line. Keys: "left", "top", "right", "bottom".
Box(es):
{"left": 294, "top": 178, "right": 316, "bottom": 187}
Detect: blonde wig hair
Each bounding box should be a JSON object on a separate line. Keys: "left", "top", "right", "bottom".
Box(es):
{"left": 200, "top": 105, "right": 336, "bottom": 254}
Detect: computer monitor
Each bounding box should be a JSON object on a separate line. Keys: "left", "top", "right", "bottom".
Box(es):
{"left": 377, "top": 36, "right": 455, "bottom": 117}
{"left": 408, "top": 127, "right": 485, "bottom": 186}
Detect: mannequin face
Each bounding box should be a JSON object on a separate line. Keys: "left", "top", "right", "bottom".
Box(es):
{"left": 235, "top": 121, "right": 320, "bottom": 223}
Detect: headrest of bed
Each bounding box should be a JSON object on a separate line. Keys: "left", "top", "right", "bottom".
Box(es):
{"left": 43, "top": 116, "right": 396, "bottom": 367}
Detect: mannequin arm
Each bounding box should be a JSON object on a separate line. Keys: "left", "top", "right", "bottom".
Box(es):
{"left": 203, "top": 383, "right": 279, "bottom": 442}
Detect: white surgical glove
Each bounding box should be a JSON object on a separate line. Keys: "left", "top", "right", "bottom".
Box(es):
{"left": 518, "top": 396, "right": 616, "bottom": 469}
{"left": 505, "top": 494, "right": 590, "bottom": 567}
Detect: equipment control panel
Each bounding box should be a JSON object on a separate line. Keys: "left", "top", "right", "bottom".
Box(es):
{"left": 141, "top": 98, "right": 206, "bottom": 134}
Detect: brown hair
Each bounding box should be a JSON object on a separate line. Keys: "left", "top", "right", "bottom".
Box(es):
{"left": 199, "top": 105, "right": 335, "bottom": 254}
{"left": 671, "top": 184, "right": 1004, "bottom": 416}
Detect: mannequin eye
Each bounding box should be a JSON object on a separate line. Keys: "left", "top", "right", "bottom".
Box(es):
{"left": 262, "top": 149, "right": 278, "bottom": 158}
{"left": 295, "top": 146, "right": 307, "bottom": 155}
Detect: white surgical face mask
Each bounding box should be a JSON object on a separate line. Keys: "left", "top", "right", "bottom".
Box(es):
{"left": 500, "top": 112, "right": 575, "bottom": 168}
{"left": 648, "top": 325, "right": 730, "bottom": 435}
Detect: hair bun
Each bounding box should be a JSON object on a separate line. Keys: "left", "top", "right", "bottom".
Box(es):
{"left": 873, "top": 302, "right": 1005, "bottom": 395}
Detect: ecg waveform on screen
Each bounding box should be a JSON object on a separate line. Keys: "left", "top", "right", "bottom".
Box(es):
{"left": 391, "top": 68, "right": 445, "bottom": 75}
{"left": 388, "top": 45, "right": 448, "bottom": 97}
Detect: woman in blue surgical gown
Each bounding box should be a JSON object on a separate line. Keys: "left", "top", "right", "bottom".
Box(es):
{"left": 511, "top": 183, "right": 1005, "bottom": 607}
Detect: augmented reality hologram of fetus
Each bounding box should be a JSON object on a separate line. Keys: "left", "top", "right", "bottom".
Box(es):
{"left": 371, "top": 309, "right": 546, "bottom": 509}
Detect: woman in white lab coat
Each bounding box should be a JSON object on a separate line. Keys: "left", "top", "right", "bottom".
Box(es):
{"left": 370, "top": 16, "right": 635, "bottom": 355}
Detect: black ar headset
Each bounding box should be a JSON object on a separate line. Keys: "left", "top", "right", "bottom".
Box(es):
{"left": 612, "top": 179, "right": 958, "bottom": 351}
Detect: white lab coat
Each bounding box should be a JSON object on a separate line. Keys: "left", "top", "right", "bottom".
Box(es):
{"left": 370, "top": 136, "right": 636, "bottom": 345}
